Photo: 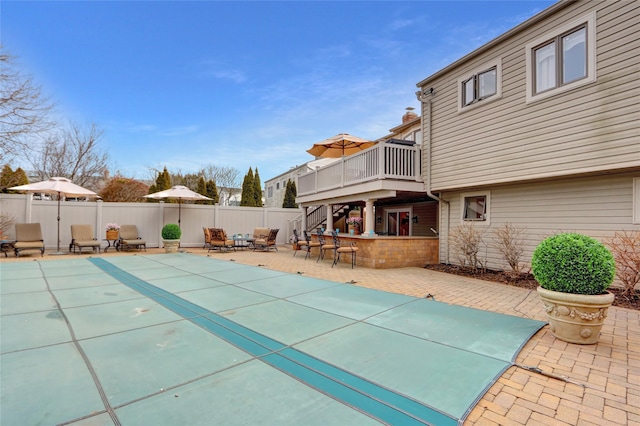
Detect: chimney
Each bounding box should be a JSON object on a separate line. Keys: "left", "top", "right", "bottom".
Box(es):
{"left": 402, "top": 107, "right": 417, "bottom": 124}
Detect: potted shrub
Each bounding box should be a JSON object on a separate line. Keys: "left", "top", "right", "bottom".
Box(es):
{"left": 161, "top": 223, "right": 181, "bottom": 253}
{"left": 532, "top": 233, "right": 616, "bottom": 344}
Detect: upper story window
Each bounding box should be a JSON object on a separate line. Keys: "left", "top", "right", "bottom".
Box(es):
{"left": 458, "top": 59, "right": 502, "bottom": 112}
{"left": 526, "top": 12, "right": 596, "bottom": 103}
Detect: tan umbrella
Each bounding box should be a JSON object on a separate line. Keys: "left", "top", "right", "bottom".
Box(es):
{"left": 9, "top": 177, "right": 99, "bottom": 253}
{"left": 144, "top": 185, "right": 212, "bottom": 228}
{"left": 306, "top": 133, "right": 375, "bottom": 158}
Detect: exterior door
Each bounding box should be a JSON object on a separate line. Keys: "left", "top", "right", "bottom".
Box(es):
{"left": 386, "top": 210, "right": 411, "bottom": 236}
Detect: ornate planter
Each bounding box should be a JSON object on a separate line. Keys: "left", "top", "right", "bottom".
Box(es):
{"left": 537, "top": 287, "right": 614, "bottom": 344}
{"left": 163, "top": 239, "right": 180, "bottom": 253}
{"left": 106, "top": 230, "right": 119, "bottom": 240}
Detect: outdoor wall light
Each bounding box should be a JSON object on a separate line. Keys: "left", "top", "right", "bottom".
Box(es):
{"left": 412, "top": 215, "right": 419, "bottom": 224}
{"left": 376, "top": 216, "right": 382, "bottom": 224}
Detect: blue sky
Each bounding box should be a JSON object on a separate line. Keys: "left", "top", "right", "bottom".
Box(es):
{"left": 3, "top": 0, "right": 555, "bottom": 183}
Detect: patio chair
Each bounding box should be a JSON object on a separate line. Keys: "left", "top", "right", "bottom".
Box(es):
{"left": 292, "top": 229, "right": 308, "bottom": 257}
{"left": 316, "top": 229, "right": 335, "bottom": 263}
{"left": 117, "top": 225, "right": 146, "bottom": 251}
{"left": 14, "top": 223, "right": 45, "bottom": 257}
{"left": 254, "top": 228, "right": 279, "bottom": 251}
{"left": 208, "top": 228, "right": 235, "bottom": 252}
{"left": 69, "top": 224, "right": 101, "bottom": 254}
{"left": 303, "top": 230, "right": 320, "bottom": 260}
{"left": 331, "top": 231, "right": 359, "bottom": 268}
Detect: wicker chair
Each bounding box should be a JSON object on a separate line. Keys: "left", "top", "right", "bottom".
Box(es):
{"left": 254, "top": 228, "right": 279, "bottom": 251}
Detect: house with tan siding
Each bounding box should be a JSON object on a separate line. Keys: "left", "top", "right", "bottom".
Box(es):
{"left": 416, "top": 0, "right": 639, "bottom": 270}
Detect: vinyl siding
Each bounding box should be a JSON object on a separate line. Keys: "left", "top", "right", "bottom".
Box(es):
{"left": 424, "top": 0, "right": 640, "bottom": 192}
{"left": 438, "top": 173, "right": 639, "bottom": 271}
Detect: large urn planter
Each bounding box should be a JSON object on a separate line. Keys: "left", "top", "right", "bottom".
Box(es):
{"left": 536, "top": 287, "right": 614, "bottom": 344}
{"left": 532, "top": 233, "right": 616, "bottom": 345}
{"left": 162, "top": 239, "right": 180, "bottom": 253}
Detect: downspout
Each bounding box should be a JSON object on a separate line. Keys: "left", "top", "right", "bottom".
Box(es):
{"left": 416, "top": 87, "right": 450, "bottom": 264}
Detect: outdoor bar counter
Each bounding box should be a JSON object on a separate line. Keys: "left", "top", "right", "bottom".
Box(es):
{"left": 312, "top": 234, "right": 439, "bottom": 269}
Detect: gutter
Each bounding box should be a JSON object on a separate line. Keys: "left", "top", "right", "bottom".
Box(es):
{"left": 417, "top": 87, "right": 450, "bottom": 264}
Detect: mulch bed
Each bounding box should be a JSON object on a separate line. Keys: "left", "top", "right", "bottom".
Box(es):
{"left": 423, "top": 264, "right": 640, "bottom": 311}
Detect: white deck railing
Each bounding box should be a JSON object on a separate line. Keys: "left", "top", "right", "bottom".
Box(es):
{"left": 298, "top": 142, "right": 422, "bottom": 196}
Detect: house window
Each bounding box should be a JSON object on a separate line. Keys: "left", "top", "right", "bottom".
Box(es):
{"left": 267, "top": 186, "right": 273, "bottom": 198}
{"left": 458, "top": 59, "right": 501, "bottom": 111}
{"left": 461, "top": 191, "right": 490, "bottom": 223}
{"left": 526, "top": 12, "right": 596, "bottom": 103}
{"left": 276, "top": 182, "right": 280, "bottom": 190}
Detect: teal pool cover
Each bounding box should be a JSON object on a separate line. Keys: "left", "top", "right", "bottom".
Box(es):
{"left": 0, "top": 254, "right": 545, "bottom": 425}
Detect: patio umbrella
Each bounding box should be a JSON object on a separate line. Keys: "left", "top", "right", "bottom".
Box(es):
{"left": 144, "top": 185, "right": 212, "bottom": 227}
{"left": 306, "top": 133, "right": 375, "bottom": 158}
{"left": 9, "top": 177, "right": 99, "bottom": 254}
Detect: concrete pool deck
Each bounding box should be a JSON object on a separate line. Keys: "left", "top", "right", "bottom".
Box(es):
{"left": 1, "top": 246, "right": 638, "bottom": 425}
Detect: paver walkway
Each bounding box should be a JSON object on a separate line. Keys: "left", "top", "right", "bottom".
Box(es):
{"left": 1, "top": 245, "right": 638, "bottom": 425}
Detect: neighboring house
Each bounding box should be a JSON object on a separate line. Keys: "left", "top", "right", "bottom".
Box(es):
{"left": 296, "top": 109, "right": 436, "bottom": 236}
{"left": 416, "top": 0, "right": 639, "bottom": 270}
{"left": 264, "top": 158, "right": 340, "bottom": 208}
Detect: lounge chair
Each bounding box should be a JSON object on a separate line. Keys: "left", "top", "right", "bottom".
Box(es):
{"left": 208, "top": 228, "right": 235, "bottom": 252}
{"left": 14, "top": 223, "right": 45, "bottom": 257}
{"left": 117, "top": 225, "right": 146, "bottom": 251}
{"left": 331, "top": 231, "right": 359, "bottom": 268}
{"left": 254, "top": 228, "right": 279, "bottom": 251}
{"left": 69, "top": 224, "right": 101, "bottom": 254}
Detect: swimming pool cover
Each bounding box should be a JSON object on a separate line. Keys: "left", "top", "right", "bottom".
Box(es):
{"left": 0, "top": 254, "right": 545, "bottom": 425}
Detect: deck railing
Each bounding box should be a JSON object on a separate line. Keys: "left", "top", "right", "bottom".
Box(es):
{"left": 298, "top": 142, "right": 422, "bottom": 196}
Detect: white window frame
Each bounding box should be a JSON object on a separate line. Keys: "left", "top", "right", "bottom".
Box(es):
{"left": 460, "top": 191, "right": 490, "bottom": 224}
{"left": 457, "top": 58, "right": 502, "bottom": 112}
{"left": 634, "top": 177, "right": 640, "bottom": 225}
{"left": 525, "top": 12, "right": 596, "bottom": 104}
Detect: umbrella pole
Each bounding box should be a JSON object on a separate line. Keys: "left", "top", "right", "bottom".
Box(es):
{"left": 50, "top": 191, "right": 67, "bottom": 255}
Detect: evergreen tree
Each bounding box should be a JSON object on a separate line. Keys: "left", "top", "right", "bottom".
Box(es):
{"left": 282, "top": 179, "right": 298, "bottom": 208}
{"left": 206, "top": 179, "right": 219, "bottom": 205}
{"left": 240, "top": 167, "right": 255, "bottom": 206}
{"left": 147, "top": 166, "right": 172, "bottom": 202}
{"left": 0, "top": 165, "right": 28, "bottom": 193}
{"left": 253, "top": 168, "right": 263, "bottom": 207}
{"left": 196, "top": 176, "right": 207, "bottom": 204}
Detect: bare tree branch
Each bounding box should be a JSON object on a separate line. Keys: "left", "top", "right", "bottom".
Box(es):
{"left": 0, "top": 50, "right": 55, "bottom": 163}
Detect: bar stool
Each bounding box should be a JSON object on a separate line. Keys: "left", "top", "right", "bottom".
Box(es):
{"left": 332, "top": 231, "right": 359, "bottom": 268}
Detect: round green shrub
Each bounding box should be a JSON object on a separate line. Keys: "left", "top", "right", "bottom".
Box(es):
{"left": 161, "top": 223, "right": 181, "bottom": 240}
{"left": 531, "top": 233, "right": 615, "bottom": 295}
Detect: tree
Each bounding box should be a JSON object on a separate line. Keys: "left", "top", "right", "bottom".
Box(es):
{"left": 240, "top": 167, "right": 255, "bottom": 206}
{"left": 253, "top": 168, "right": 263, "bottom": 207}
{"left": 282, "top": 179, "right": 298, "bottom": 208}
{"left": 0, "top": 51, "right": 55, "bottom": 165}
{"left": 1, "top": 164, "right": 27, "bottom": 192}
{"left": 148, "top": 166, "right": 172, "bottom": 202}
{"left": 99, "top": 177, "right": 149, "bottom": 202}
{"left": 27, "top": 122, "right": 109, "bottom": 190}
{"left": 200, "top": 165, "right": 240, "bottom": 206}
{"left": 206, "top": 179, "right": 219, "bottom": 205}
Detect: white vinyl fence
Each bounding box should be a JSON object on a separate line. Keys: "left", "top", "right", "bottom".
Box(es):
{"left": 0, "top": 194, "right": 302, "bottom": 251}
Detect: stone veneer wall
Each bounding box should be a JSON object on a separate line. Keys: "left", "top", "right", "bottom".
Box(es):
{"left": 315, "top": 235, "right": 439, "bottom": 269}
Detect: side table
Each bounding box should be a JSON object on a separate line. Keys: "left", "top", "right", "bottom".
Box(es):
{"left": 104, "top": 238, "right": 119, "bottom": 253}
{"left": 1, "top": 240, "right": 15, "bottom": 257}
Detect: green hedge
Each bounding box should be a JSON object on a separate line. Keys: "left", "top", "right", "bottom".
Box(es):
{"left": 531, "top": 233, "right": 615, "bottom": 295}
